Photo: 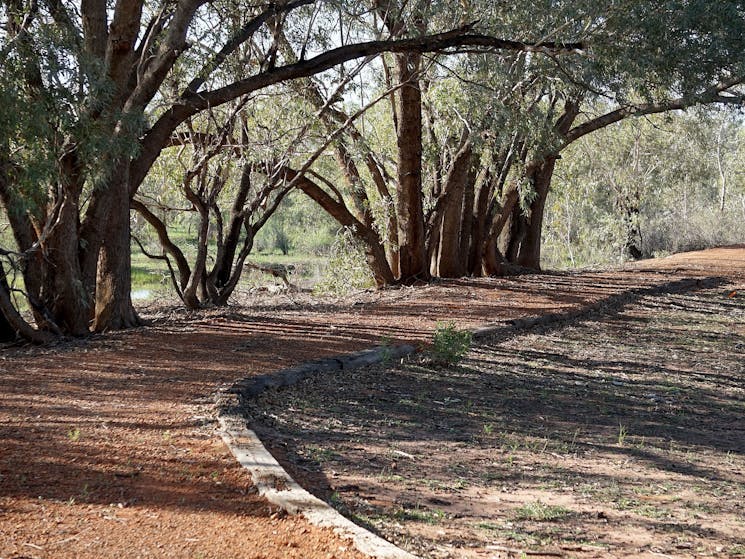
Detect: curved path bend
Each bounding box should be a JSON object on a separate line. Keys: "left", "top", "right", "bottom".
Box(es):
{"left": 1, "top": 247, "right": 743, "bottom": 558}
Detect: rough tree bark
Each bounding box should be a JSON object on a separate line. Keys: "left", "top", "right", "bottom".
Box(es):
{"left": 512, "top": 156, "right": 560, "bottom": 269}
{"left": 431, "top": 132, "right": 473, "bottom": 277}
{"left": 41, "top": 151, "right": 93, "bottom": 336}
{"left": 93, "top": 169, "right": 140, "bottom": 330}
{"left": 392, "top": 51, "right": 429, "bottom": 283}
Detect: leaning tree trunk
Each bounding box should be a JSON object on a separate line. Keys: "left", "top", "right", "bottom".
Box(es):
{"left": 0, "top": 263, "right": 54, "bottom": 343}
{"left": 131, "top": 199, "right": 191, "bottom": 291}
{"left": 3, "top": 145, "right": 93, "bottom": 336}
{"left": 0, "top": 179, "right": 46, "bottom": 327}
{"left": 393, "top": 52, "right": 429, "bottom": 283}
{"left": 503, "top": 101, "right": 580, "bottom": 271}
{"left": 0, "top": 313, "right": 15, "bottom": 342}
{"left": 294, "top": 172, "right": 395, "bottom": 286}
{"left": 0, "top": 266, "right": 18, "bottom": 342}
{"left": 512, "top": 157, "right": 559, "bottom": 270}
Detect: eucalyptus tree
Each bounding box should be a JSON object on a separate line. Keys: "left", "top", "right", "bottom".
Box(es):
{"left": 430, "top": 0, "right": 745, "bottom": 274}
{"left": 0, "top": 0, "right": 582, "bottom": 339}
{"left": 413, "top": 0, "right": 745, "bottom": 273}
{"left": 133, "top": 89, "right": 337, "bottom": 308}
{"left": 133, "top": 99, "right": 295, "bottom": 308}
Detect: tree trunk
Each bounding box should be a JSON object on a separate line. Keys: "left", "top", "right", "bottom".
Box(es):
{"left": 506, "top": 101, "right": 580, "bottom": 270}
{"left": 210, "top": 223, "right": 256, "bottom": 306}
{"left": 0, "top": 313, "right": 14, "bottom": 342}
{"left": 513, "top": 157, "right": 558, "bottom": 270}
{"left": 483, "top": 182, "right": 519, "bottom": 275}
{"left": 499, "top": 160, "right": 554, "bottom": 270}
{"left": 213, "top": 164, "right": 252, "bottom": 288}
{"left": 42, "top": 192, "right": 93, "bottom": 335}
{"left": 393, "top": 52, "right": 428, "bottom": 283}
{"left": 181, "top": 199, "right": 210, "bottom": 309}
{"left": 3, "top": 147, "right": 93, "bottom": 336}
{"left": 0, "top": 263, "right": 54, "bottom": 343}
{"left": 469, "top": 166, "right": 493, "bottom": 276}
{"left": 0, "top": 264, "right": 18, "bottom": 342}
{"left": 131, "top": 199, "right": 191, "bottom": 289}
{"left": 458, "top": 169, "right": 476, "bottom": 273}
{"left": 92, "top": 172, "right": 140, "bottom": 330}
{"left": 621, "top": 200, "right": 643, "bottom": 259}
{"left": 0, "top": 181, "right": 46, "bottom": 326}
{"left": 435, "top": 136, "right": 472, "bottom": 277}
{"left": 294, "top": 172, "right": 395, "bottom": 286}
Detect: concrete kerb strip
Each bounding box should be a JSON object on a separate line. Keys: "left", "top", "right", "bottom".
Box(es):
{"left": 216, "top": 344, "right": 419, "bottom": 559}
{"left": 215, "top": 275, "right": 724, "bottom": 559}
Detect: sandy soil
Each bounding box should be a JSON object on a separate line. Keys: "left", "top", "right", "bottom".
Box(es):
{"left": 1, "top": 246, "right": 743, "bottom": 559}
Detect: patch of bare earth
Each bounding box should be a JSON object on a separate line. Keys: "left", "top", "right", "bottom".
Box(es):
{"left": 1, "top": 245, "right": 743, "bottom": 558}
{"left": 246, "top": 248, "right": 745, "bottom": 559}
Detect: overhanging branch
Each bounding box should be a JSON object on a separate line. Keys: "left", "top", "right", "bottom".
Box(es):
{"left": 133, "top": 25, "right": 585, "bottom": 192}
{"left": 564, "top": 76, "right": 744, "bottom": 146}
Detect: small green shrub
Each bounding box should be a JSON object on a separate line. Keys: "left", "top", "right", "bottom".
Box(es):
{"left": 431, "top": 322, "right": 471, "bottom": 365}
{"left": 513, "top": 501, "right": 572, "bottom": 522}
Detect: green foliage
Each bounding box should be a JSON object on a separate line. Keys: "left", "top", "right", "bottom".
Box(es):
{"left": 544, "top": 109, "right": 745, "bottom": 269}
{"left": 393, "top": 506, "right": 445, "bottom": 525}
{"left": 253, "top": 192, "right": 336, "bottom": 256}
{"left": 314, "top": 228, "right": 376, "bottom": 294}
{"left": 431, "top": 322, "right": 472, "bottom": 365}
{"left": 617, "top": 424, "right": 628, "bottom": 446}
{"left": 0, "top": 10, "right": 139, "bottom": 209}
{"left": 3, "top": 0, "right": 745, "bottom": 324}
{"left": 590, "top": 1, "right": 745, "bottom": 99}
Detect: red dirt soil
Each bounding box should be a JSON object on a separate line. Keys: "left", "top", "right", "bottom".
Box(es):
{"left": 1, "top": 246, "right": 743, "bottom": 559}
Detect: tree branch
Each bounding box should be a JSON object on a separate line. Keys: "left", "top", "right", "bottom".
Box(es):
{"left": 131, "top": 234, "right": 184, "bottom": 302}
{"left": 132, "top": 25, "right": 584, "bottom": 194}
{"left": 564, "top": 77, "right": 744, "bottom": 146}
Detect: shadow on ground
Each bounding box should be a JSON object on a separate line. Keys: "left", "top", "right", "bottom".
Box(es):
{"left": 247, "top": 283, "right": 745, "bottom": 558}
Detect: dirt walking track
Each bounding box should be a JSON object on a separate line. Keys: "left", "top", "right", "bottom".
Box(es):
{"left": 1, "top": 246, "right": 744, "bottom": 559}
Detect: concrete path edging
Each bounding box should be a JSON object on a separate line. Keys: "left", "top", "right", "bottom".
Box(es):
{"left": 215, "top": 275, "right": 724, "bottom": 559}
{"left": 216, "top": 344, "right": 419, "bottom": 559}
